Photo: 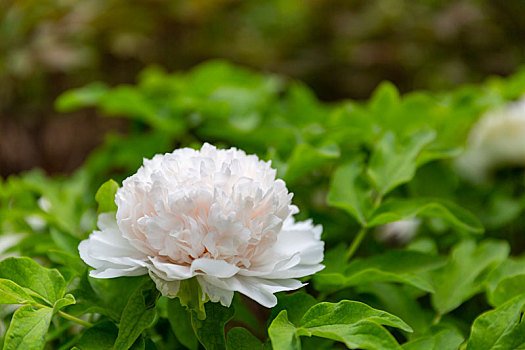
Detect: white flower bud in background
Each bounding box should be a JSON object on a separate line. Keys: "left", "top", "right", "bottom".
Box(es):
{"left": 456, "top": 97, "right": 525, "bottom": 183}
{"left": 79, "top": 143, "right": 324, "bottom": 308}
{"left": 376, "top": 219, "right": 421, "bottom": 245}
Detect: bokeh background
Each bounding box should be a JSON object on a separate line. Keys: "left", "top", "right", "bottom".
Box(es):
{"left": 2, "top": 0, "right": 525, "bottom": 177}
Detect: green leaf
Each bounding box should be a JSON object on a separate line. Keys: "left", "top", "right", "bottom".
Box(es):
{"left": 55, "top": 82, "right": 108, "bottom": 112}
{"left": 430, "top": 240, "right": 509, "bottom": 314}
{"left": 314, "top": 250, "right": 445, "bottom": 293}
{"left": 489, "top": 274, "right": 525, "bottom": 307}
{"left": 368, "top": 198, "right": 484, "bottom": 234}
{"left": 76, "top": 321, "right": 118, "bottom": 350}
{"left": 3, "top": 305, "right": 53, "bottom": 350}
{"left": 0, "top": 257, "right": 65, "bottom": 305}
{"left": 95, "top": 180, "right": 119, "bottom": 214}
{"left": 271, "top": 292, "right": 318, "bottom": 325}
{"left": 284, "top": 143, "right": 340, "bottom": 184}
{"left": 226, "top": 327, "right": 263, "bottom": 350}
{"left": 268, "top": 311, "right": 301, "bottom": 350}
{"left": 167, "top": 298, "right": 198, "bottom": 350}
{"left": 269, "top": 301, "right": 411, "bottom": 350}
{"left": 357, "top": 283, "right": 431, "bottom": 335}
{"left": 53, "top": 294, "right": 76, "bottom": 311}
{"left": 113, "top": 280, "right": 159, "bottom": 350}
{"left": 367, "top": 130, "right": 436, "bottom": 196}
{"left": 466, "top": 294, "right": 525, "bottom": 350}
{"left": 300, "top": 301, "right": 412, "bottom": 332}
{"left": 0, "top": 279, "right": 34, "bottom": 305}
{"left": 327, "top": 159, "right": 373, "bottom": 225}
{"left": 191, "top": 302, "right": 235, "bottom": 350}
{"left": 485, "top": 258, "right": 525, "bottom": 306}
{"left": 402, "top": 329, "right": 464, "bottom": 350}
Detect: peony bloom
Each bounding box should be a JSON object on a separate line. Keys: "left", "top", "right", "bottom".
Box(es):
{"left": 456, "top": 97, "right": 525, "bottom": 183}
{"left": 376, "top": 219, "right": 421, "bottom": 245}
{"left": 79, "top": 143, "right": 324, "bottom": 308}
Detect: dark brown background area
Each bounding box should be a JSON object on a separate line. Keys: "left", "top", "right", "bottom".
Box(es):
{"left": 1, "top": 0, "right": 524, "bottom": 177}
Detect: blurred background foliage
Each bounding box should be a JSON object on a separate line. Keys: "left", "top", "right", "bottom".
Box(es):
{"left": 1, "top": 0, "right": 525, "bottom": 176}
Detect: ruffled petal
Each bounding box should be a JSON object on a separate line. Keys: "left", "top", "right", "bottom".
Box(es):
{"left": 197, "top": 276, "right": 234, "bottom": 306}
{"left": 149, "top": 271, "right": 181, "bottom": 297}
{"left": 79, "top": 213, "right": 148, "bottom": 278}
{"left": 191, "top": 258, "right": 240, "bottom": 278}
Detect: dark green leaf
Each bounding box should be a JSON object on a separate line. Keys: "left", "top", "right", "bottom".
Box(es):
{"left": 191, "top": 302, "right": 235, "bottom": 350}
{"left": 226, "top": 327, "right": 263, "bottom": 350}
{"left": 314, "top": 250, "right": 445, "bottom": 293}
{"left": 76, "top": 321, "right": 118, "bottom": 350}
{"left": 489, "top": 274, "right": 525, "bottom": 307}
{"left": 167, "top": 298, "right": 198, "bottom": 350}
{"left": 113, "top": 280, "right": 159, "bottom": 350}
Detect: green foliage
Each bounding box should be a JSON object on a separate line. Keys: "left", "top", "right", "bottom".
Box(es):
{"left": 269, "top": 300, "right": 411, "bottom": 349}
{"left": 2, "top": 60, "right": 525, "bottom": 349}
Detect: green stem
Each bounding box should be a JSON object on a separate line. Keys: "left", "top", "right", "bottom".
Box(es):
{"left": 32, "top": 302, "right": 93, "bottom": 328}
{"left": 57, "top": 310, "right": 93, "bottom": 328}
{"left": 346, "top": 227, "right": 368, "bottom": 261}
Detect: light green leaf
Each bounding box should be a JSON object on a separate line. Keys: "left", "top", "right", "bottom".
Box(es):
{"left": 466, "top": 294, "right": 525, "bottom": 350}
{"left": 367, "top": 130, "right": 436, "bottom": 196}
{"left": 284, "top": 143, "right": 340, "bottom": 184}
{"left": 485, "top": 258, "right": 525, "bottom": 306}
{"left": 0, "top": 279, "right": 34, "bottom": 305}
{"left": 327, "top": 159, "right": 373, "bottom": 225}
{"left": 299, "top": 301, "right": 412, "bottom": 333}
{"left": 314, "top": 250, "right": 445, "bottom": 293}
{"left": 368, "top": 198, "right": 484, "bottom": 234}
{"left": 167, "top": 298, "right": 198, "bottom": 350}
{"left": 55, "top": 82, "right": 108, "bottom": 112}
{"left": 0, "top": 257, "right": 65, "bottom": 305}
{"left": 489, "top": 274, "right": 525, "bottom": 307}
{"left": 269, "top": 301, "right": 410, "bottom": 350}
{"left": 402, "top": 329, "right": 464, "bottom": 350}
{"left": 95, "top": 180, "right": 119, "bottom": 214}
{"left": 177, "top": 278, "right": 207, "bottom": 320}
{"left": 226, "top": 327, "right": 263, "bottom": 350}
{"left": 113, "top": 280, "right": 159, "bottom": 350}
{"left": 430, "top": 240, "right": 509, "bottom": 314}
{"left": 268, "top": 311, "right": 300, "bottom": 350}
{"left": 53, "top": 294, "right": 76, "bottom": 312}
{"left": 299, "top": 320, "right": 402, "bottom": 350}
{"left": 191, "top": 302, "right": 235, "bottom": 350}
{"left": 3, "top": 305, "right": 53, "bottom": 350}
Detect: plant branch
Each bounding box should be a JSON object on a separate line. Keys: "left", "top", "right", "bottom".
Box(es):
{"left": 346, "top": 226, "right": 368, "bottom": 261}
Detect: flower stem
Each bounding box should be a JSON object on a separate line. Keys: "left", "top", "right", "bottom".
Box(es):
{"left": 57, "top": 310, "right": 93, "bottom": 328}
{"left": 346, "top": 227, "right": 368, "bottom": 261}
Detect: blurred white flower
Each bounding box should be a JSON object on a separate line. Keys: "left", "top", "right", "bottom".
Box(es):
{"left": 79, "top": 144, "right": 324, "bottom": 308}
{"left": 376, "top": 219, "right": 421, "bottom": 245}
{"left": 456, "top": 97, "right": 525, "bottom": 183}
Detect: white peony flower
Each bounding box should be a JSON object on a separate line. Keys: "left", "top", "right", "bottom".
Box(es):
{"left": 79, "top": 143, "right": 324, "bottom": 308}
{"left": 376, "top": 219, "right": 421, "bottom": 245}
{"left": 456, "top": 97, "right": 525, "bottom": 183}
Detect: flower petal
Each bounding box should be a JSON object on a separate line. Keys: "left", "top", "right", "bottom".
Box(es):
{"left": 191, "top": 258, "right": 240, "bottom": 278}
{"left": 79, "top": 213, "right": 148, "bottom": 278}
